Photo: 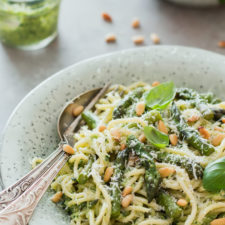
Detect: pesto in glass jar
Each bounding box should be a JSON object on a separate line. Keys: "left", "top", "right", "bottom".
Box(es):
{"left": 0, "top": 0, "right": 61, "bottom": 50}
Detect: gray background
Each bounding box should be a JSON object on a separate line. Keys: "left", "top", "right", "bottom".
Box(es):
{"left": 0, "top": 0, "right": 225, "bottom": 133}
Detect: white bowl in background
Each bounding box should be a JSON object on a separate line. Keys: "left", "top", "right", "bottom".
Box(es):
{"left": 165, "top": 0, "right": 222, "bottom": 7}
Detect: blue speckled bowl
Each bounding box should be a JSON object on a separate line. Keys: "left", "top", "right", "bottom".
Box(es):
{"left": 1, "top": 46, "right": 225, "bottom": 225}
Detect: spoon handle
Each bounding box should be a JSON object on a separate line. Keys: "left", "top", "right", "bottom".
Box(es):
{"left": 0, "top": 144, "right": 64, "bottom": 212}
{"left": 0, "top": 151, "right": 68, "bottom": 225}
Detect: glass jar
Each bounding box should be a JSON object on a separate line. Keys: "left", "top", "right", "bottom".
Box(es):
{"left": 0, "top": 0, "right": 61, "bottom": 50}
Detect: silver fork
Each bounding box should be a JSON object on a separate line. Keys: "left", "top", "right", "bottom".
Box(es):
{"left": 0, "top": 84, "right": 110, "bottom": 225}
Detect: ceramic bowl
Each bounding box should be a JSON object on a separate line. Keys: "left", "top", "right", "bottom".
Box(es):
{"left": 1, "top": 46, "right": 225, "bottom": 225}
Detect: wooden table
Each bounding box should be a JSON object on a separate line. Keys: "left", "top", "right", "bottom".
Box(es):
{"left": 0, "top": 0, "right": 224, "bottom": 132}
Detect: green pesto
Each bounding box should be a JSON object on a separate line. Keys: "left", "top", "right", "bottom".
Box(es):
{"left": 0, "top": 0, "right": 60, "bottom": 47}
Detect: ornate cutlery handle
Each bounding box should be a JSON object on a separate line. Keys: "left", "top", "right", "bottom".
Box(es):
{"left": 0, "top": 152, "right": 68, "bottom": 225}
{"left": 0, "top": 145, "right": 64, "bottom": 212}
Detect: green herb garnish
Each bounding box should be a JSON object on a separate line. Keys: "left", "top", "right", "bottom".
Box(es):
{"left": 144, "top": 126, "right": 169, "bottom": 148}
{"left": 203, "top": 156, "right": 225, "bottom": 192}
{"left": 145, "top": 81, "right": 176, "bottom": 109}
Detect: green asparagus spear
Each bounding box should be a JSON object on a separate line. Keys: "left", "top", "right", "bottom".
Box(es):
{"left": 113, "top": 87, "right": 145, "bottom": 119}
{"left": 154, "top": 151, "right": 203, "bottom": 179}
{"left": 110, "top": 149, "right": 129, "bottom": 218}
{"left": 201, "top": 213, "right": 217, "bottom": 225}
{"left": 156, "top": 190, "right": 182, "bottom": 220}
{"left": 176, "top": 88, "right": 220, "bottom": 120}
{"left": 176, "top": 87, "right": 221, "bottom": 104}
{"left": 77, "top": 155, "right": 94, "bottom": 184}
{"left": 127, "top": 135, "right": 161, "bottom": 202}
{"left": 81, "top": 111, "right": 99, "bottom": 129}
{"left": 171, "top": 102, "right": 215, "bottom": 156}
{"left": 128, "top": 137, "right": 203, "bottom": 179}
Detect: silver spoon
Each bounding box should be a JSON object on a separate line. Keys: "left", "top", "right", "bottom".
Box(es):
{"left": 0, "top": 84, "right": 110, "bottom": 225}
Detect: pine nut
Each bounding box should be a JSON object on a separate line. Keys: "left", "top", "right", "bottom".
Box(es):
{"left": 211, "top": 218, "right": 225, "bottom": 225}
{"left": 98, "top": 125, "right": 107, "bottom": 132}
{"left": 105, "top": 33, "right": 116, "bottom": 43}
{"left": 51, "top": 192, "right": 63, "bottom": 203}
{"left": 214, "top": 126, "right": 225, "bottom": 132}
{"left": 212, "top": 133, "right": 225, "bottom": 146}
{"left": 159, "top": 167, "right": 175, "bottom": 178}
{"left": 121, "top": 194, "right": 133, "bottom": 208}
{"left": 122, "top": 186, "right": 133, "bottom": 197}
{"left": 139, "top": 133, "right": 146, "bottom": 143}
{"left": 73, "top": 105, "right": 84, "bottom": 116}
{"left": 104, "top": 167, "right": 114, "bottom": 182}
{"left": 222, "top": 118, "right": 225, "bottom": 123}
{"left": 120, "top": 144, "right": 126, "bottom": 150}
{"left": 198, "top": 127, "right": 210, "bottom": 140}
{"left": 188, "top": 115, "right": 199, "bottom": 122}
{"left": 63, "top": 144, "right": 75, "bottom": 155}
{"left": 110, "top": 128, "right": 121, "bottom": 140}
{"left": 136, "top": 102, "right": 145, "bottom": 116}
{"left": 102, "top": 12, "right": 112, "bottom": 22}
{"left": 158, "top": 120, "right": 168, "bottom": 134}
{"left": 132, "top": 18, "right": 140, "bottom": 28}
{"left": 132, "top": 35, "right": 144, "bottom": 45}
{"left": 150, "top": 33, "right": 160, "bottom": 44}
{"left": 177, "top": 199, "right": 188, "bottom": 207}
{"left": 152, "top": 81, "right": 160, "bottom": 87}
{"left": 218, "top": 41, "right": 225, "bottom": 48}
{"left": 169, "top": 134, "right": 178, "bottom": 146}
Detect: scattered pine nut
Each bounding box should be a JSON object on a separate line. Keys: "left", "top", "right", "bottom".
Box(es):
{"left": 105, "top": 33, "right": 116, "bottom": 43}
{"left": 169, "top": 134, "right": 178, "bottom": 146}
{"left": 131, "top": 18, "right": 140, "bottom": 28}
{"left": 188, "top": 115, "right": 199, "bottom": 122}
{"left": 132, "top": 35, "right": 144, "bottom": 45}
{"left": 73, "top": 105, "right": 84, "bottom": 117}
{"left": 158, "top": 120, "right": 168, "bottom": 134}
{"left": 63, "top": 144, "right": 75, "bottom": 155}
{"left": 136, "top": 102, "right": 145, "bottom": 116}
{"left": 110, "top": 128, "right": 121, "bottom": 140}
{"left": 98, "top": 125, "right": 107, "bottom": 132}
{"left": 177, "top": 199, "right": 188, "bottom": 207}
{"left": 211, "top": 218, "right": 225, "bottom": 225}
{"left": 198, "top": 127, "right": 210, "bottom": 140}
{"left": 51, "top": 192, "right": 63, "bottom": 203}
{"left": 150, "top": 33, "right": 160, "bottom": 44}
{"left": 120, "top": 143, "right": 126, "bottom": 150}
{"left": 159, "top": 167, "right": 175, "bottom": 178}
{"left": 102, "top": 12, "right": 112, "bottom": 22}
{"left": 215, "top": 126, "right": 225, "bottom": 132}
{"left": 121, "top": 194, "right": 133, "bottom": 208}
{"left": 122, "top": 186, "right": 133, "bottom": 197}
{"left": 104, "top": 167, "right": 114, "bottom": 182}
{"left": 152, "top": 81, "right": 160, "bottom": 87}
{"left": 222, "top": 118, "right": 225, "bottom": 123}
{"left": 139, "top": 133, "right": 146, "bottom": 143}
{"left": 218, "top": 41, "right": 225, "bottom": 48}
{"left": 211, "top": 133, "right": 225, "bottom": 146}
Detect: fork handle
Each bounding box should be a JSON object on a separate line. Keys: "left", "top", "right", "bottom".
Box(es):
{"left": 0, "top": 144, "right": 64, "bottom": 212}
{"left": 0, "top": 152, "right": 69, "bottom": 225}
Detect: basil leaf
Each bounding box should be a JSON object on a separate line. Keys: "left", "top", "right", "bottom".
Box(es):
{"left": 203, "top": 156, "right": 225, "bottom": 192}
{"left": 145, "top": 82, "right": 176, "bottom": 109}
{"left": 144, "top": 126, "right": 169, "bottom": 148}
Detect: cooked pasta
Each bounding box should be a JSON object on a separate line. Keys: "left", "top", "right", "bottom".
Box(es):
{"left": 38, "top": 81, "right": 225, "bottom": 225}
